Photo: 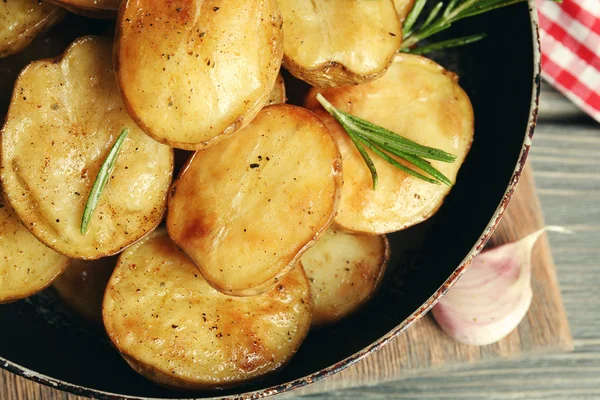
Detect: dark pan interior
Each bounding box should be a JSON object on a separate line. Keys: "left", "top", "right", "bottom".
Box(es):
{"left": 0, "top": 4, "right": 536, "bottom": 399}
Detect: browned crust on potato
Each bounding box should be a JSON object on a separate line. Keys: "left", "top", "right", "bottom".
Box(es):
{"left": 103, "top": 229, "right": 312, "bottom": 389}
{"left": 0, "top": 36, "right": 174, "bottom": 259}
{"left": 283, "top": 55, "right": 394, "bottom": 89}
{"left": 113, "top": 0, "right": 284, "bottom": 150}
{"left": 167, "top": 104, "right": 342, "bottom": 296}
{"left": 116, "top": 266, "right": 313, "bottom": 391}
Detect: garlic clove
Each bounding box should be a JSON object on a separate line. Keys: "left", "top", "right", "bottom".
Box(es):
{"left": 432, "top": 226, "right": 570, "bottom": 346}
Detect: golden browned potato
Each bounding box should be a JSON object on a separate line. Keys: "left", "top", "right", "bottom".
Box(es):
{"left": 47, "top": 0, "right": 119, "bottom": 18}
{"left": 277, "top": 0, "right": 401, "bottom": 87}
{"left": 266, "top": 74, "right": 286, "bottom": 105}
{"left": 394, "top": 0, "right": 415, "bottom": 22}
{"left": 301, "top": 228, "right": 389, "bottom": 327}
{"left": 306, "top": 54, "right": 474, "bottom": 234}
{"left": 115, "top": 0, "right": 283, "bottom": 150}
{"left": 168, "top": 104, "right": 341, "bottom": 296}
{"left": 52, "top": 256, "right": 116, "bottom": 323}
{"left": 1, "top": 194, "right": 69, "bottom": 303}
{"left": 103, "top": 229, "right": 312, "bottom": 390}
{"left": 0, "top": 36, "right": 174, "bottom": 259}
{"left": 0, "top": 0, "right": 65, "bottom": 58}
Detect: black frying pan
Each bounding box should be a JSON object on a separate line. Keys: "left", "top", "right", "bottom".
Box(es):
{"left": 0, "top": 1, "right": 540, "bottom": 398}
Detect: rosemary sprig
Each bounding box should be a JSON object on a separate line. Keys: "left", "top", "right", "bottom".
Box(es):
{"left": 81, "top": 128, "right": 129, "bottom": 234}
{"left": 316, "top": 94, "right": 455, "bottom": 190}
{"left": 400, "top": 0, "right": 527, "bottom": 54}
{"left": 405, "top": 33, "right": 486, "bottom": 55}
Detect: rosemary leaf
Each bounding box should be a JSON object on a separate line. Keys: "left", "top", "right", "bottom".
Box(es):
{"left": 81, "top": 128, "right": 129, "bottom": 234}
{"left": 357, "top": 137, "right": 440, "bottom": 185}
{"left": 403, "top": 0, "right": 428, "bottom": 37}
{"left": 401, "top": 0, "right": 527, "bottom": 51}
{"left": 403, "top": 33, "right": 486, "bottom": 55}
{"left": 347, "top": 131, "right": 379, "bottom": 190}
{"left": 454, "top": 0, "right": 527, "bottom": 21}
{"left": 316, "top": 94, "right": 455, "bottom": 188}
{"left": 325, "top": 104, "right": 456, "bottom": 162}
{"left": 395, "top": 151, "right": 453, "bottom": 186}
{"left": 443, "top": 0, "right": 462, "bottom": 17}
{"left": 421, "top": 2, "right": 445, "bottom": 30}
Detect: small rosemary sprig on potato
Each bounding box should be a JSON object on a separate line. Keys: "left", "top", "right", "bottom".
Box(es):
{"left": 316, "top": 94, "right": 456, "bottom": 189}
{"left": 400, "top": 0, "right": 559, "bottom": 55}
{"left": 81, "top": 128, "right": 128, "bottom": 234}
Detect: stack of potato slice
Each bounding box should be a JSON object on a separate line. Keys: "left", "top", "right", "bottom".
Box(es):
{"left": 0, "top": 0, "right": 474, "bottom": 391}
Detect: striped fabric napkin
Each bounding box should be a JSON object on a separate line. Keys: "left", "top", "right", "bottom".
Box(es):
{"left": 537, "top": 0, "right": 600, "bottom": 123}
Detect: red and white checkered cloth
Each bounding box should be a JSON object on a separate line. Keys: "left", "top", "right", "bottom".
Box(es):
{"left": 537, "top": 0, "right": 600, "bottom": 123}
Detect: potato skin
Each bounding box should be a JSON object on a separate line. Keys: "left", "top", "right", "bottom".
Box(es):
{"left": 0, "top": 194, "right": 69, "bottom": 303}
{"left": 0, "top": 36, "right": 174, "bottom": 259}
{"left": 0, "top": 0, "right": 66, "bottom": 58}
{"left": 301, "top": 229, "right": 389, "bottom": 327}
{"left": 52, "top": 256, "right": 116, "bottom": 323}
{"left": 47, "top": 0, "right": 119, "bottom": 19}
{"left": 277, "top": 0, "right": 401, "bottom": 87}
{"left": 168, "top": 104, "right": 342, "bottom": 296}
{"left": 103, "top": 229, "right": 312, "bottom": 390}
{"left": 394, "top": 0, "right": 415, "bottom": 22}
{"left": 115, "top": 0, "right": 283, "bottom": 150}
{"left": 266, "top": 74, "right": 286, "bottom": 105}
{"left": 306, "top": 54, "right": 474, "bottom": 234}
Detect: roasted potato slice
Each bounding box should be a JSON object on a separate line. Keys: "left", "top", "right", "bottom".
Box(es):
{"left": 1, "top": 36, "right": 174, "bottom": 259}
{"left": 306, "top": 54, "right": 474, "bottom": 234}
{"left": 115, "top": 0, "right": 283, "bottom": 150}
{"left": 103, "top": 229, "right": 312, "bottom": 390}
{"left": 301, "top": 228, "right": 389, "bottom": 327}
{"left": 277, "top": 0, "right": 401, "bottom": 87}
{"left": 168, "top": 104, "right": 341, "bottom": 296}
{"left": 1, "top": 194, "right": 69, "bottom": 303}
{"left": 394, "top": 0, "right": 415, "bottom": 22}
{"left": 47, "top": 0, "right": 119, "bottom": 18}
{"left": 266, "top": 74, "right": 286, "bottom": 105}
{"left": 0, "top": 0, "right": 65, "bottom": 58}
{"left": 52, "top": 256, "right": 116, "bottom": 323}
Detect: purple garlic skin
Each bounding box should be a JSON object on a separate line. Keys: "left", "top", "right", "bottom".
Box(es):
{"left": 432, "top": 227, "right": 569, "bottom": 346}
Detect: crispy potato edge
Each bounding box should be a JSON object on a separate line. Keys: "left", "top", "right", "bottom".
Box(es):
{"left": 166, "top": 104, "right": 343, "bottom": 296}
{"left": 102, "top": 229, "right": 313, "bottom": 389}
{"left": 0, "top": 35, "right": 174, "bottom": 259}
{"left": 304, "top": 234, "right": 390, "bottom": 328}
{"left": 113, "top": 0, "right": 284, "bottom": 150}
{"left": 0, "top": 258, "right": 70, "bottom": 304}
{"left": 283, "top": 56, "right": 394, "bottom": 89}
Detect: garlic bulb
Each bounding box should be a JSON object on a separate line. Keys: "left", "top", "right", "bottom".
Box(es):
{"left": 432, "top": 226, "right": 570, "bottom": 346}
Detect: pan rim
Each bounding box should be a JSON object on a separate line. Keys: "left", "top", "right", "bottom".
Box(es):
{"left": 0, "top": 1, "right": 542, "bottom": 398}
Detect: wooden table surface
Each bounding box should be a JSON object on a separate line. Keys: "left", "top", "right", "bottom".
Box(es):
{"left": 2, "top": 84, "right": 599, "bottom": 399}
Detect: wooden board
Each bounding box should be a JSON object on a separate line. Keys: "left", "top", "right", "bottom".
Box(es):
{"left": 0, "top": 164, "right": 574, "bottom": 399}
